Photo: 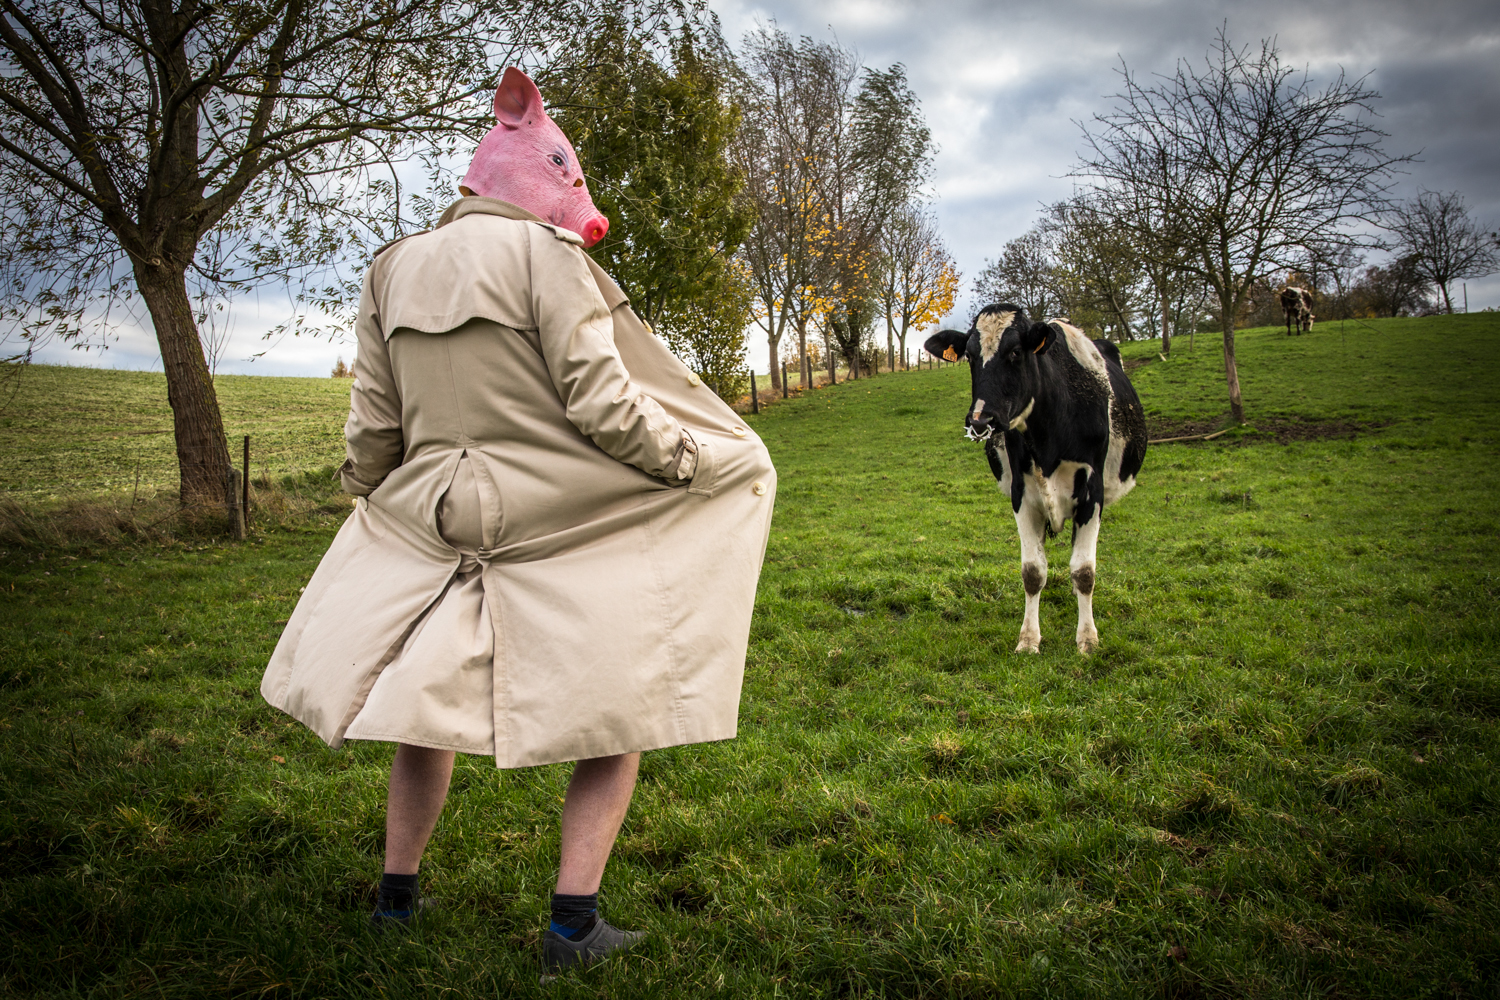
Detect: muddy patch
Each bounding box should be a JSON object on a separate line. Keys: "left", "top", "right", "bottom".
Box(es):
{"left": 1147, "top": 418, "right": 1389, "bottom": 445}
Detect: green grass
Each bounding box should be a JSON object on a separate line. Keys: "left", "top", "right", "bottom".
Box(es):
{"left": 3, "top": 315, "right": 1499, "bottom": 997}
{"left": 0, "top": 366, "right": 351, "bottom": 504}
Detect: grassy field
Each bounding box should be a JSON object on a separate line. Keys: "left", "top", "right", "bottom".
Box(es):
{"left": 0, "top": 366, "right": 351, "bottom": 504}
{"left": 2, "top": 315, "right": 1498, "bottom": 997}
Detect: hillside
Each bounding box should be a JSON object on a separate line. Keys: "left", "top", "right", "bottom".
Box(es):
{"left": 1, "top": 313, "right": 1497, "bottom": 997}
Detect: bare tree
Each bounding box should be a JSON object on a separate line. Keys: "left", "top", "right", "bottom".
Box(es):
{"left": 1044, "top": 195, "right": 1149, "bottom": 341}
{"left": 0, "top": 0, "right": 571, "bottom": 515}
{"left": 973, "top": 229, "right": 1056, "bottom": 322}
{"left": 1351, "top": 256, "right": 1432, "bottom": 318}
{"left": 1387, "top": 190, "right": 1499, "bottom": 314}
{"left": 1075, "top": 30, "right": 1410, "bottom": 422}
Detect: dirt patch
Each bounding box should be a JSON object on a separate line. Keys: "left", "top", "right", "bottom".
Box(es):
{"left": 1147, "top": 418, "right": 1390, "bottom": 445}
{"left": 1122, "top": 356, "right": 1156, "bottom": 373}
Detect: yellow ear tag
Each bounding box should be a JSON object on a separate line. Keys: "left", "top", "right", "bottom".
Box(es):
{"left": 1032, "top": 338, "right": 1046, "bottom": 354}
{"left": 943, "top": 346, "right": 959, "bottom": 362}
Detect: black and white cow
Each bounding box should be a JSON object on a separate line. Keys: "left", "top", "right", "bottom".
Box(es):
{"left": 925, "top": 304, "right": 1147, "bottom": 654}
{"left": 1280, "top": 285, "right": 1314, "bottom": 335}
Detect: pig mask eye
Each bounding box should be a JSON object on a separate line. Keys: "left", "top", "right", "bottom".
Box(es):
{"left": 550, "top": 153, "right": 565, "bottom": 168}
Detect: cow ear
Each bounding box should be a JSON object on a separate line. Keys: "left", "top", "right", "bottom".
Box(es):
{"left": 494, "top": 67, "right": 544, "bottom": 129}
{"left": 1019, "top": 320, "right": 1058, "bottom": 356}
{"left": 924, "top": 329, "right": 968, "bottom": 363}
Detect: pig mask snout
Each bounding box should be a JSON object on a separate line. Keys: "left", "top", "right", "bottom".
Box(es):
{"left": 460, "top": 67, "right": 611, "bottom": 248}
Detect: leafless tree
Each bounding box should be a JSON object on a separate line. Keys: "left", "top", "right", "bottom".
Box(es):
{"left": 1311, "top": 246, "right": 1365, "bottom": 321}
{"left": 0, "top": 0, "right": 575, "bottom": 514}
{"left": 1351, "top": 256, "right": 1432, "bottom": 318}
{"left": 1387, "top": 190, "right": 1499, "bottom": 314}
{"left": 1043, "top": 195, "right": 1150, "bottom": 341}
{"left": 1075, "top": 30, "right": 1410, "bottom": 422}
{"left": 973, "top": 229, "right": 1057, "bottom": 322}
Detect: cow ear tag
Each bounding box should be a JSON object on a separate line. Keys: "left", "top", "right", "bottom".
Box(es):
{"left": 943, "top": 346, "right": 959, "bottom": 362}
{"left": 1032, "top": 338, "right": 1046, "bottom": 354}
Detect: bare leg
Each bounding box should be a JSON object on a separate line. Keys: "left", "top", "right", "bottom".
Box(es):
{"left": 556, "top": 752, "right": 640, "bottom": 895}
{"left": 384, "top": 743, "right": 456, "bottom": 875}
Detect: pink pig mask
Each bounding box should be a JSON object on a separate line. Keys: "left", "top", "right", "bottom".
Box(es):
{"left": 459, "top": 67, "right": 609, "bottom": 248}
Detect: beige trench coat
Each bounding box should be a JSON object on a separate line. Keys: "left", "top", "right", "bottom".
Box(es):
{"left": 260, "top": 197, "right": 776, "bottom": 768}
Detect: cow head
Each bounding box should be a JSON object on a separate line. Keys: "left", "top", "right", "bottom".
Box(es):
{"left": 924, "top": 303, "right": 1058, "bottom": 442}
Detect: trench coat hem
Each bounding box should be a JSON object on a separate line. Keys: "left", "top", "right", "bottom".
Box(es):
{"left": 338, "top": 730, "right": 493, "bottom": 755}
{"left": 339, "top": 725, "right": 739, "bottom": 768}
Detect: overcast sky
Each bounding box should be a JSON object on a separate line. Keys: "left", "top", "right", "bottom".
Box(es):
{"left": 31, "top": 0, "right": 1500, "bottom": 376}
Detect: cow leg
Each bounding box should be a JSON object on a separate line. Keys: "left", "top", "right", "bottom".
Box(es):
{"left": 1070, "top": 470, "right": 1104, "bottom": 654}
{"left": 1071, "top": 510, "right": 1101, "bottom": 654}
{"left": 1015, "top": 499, "right": 1048, "bottom": 653}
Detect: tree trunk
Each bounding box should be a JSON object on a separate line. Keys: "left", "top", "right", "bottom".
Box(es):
{"left": 135, "top": 262, "right": 233, "bottom": 512}
{"left": 767, "top": 331, "right": 781, "bottom": 391}
{"left": 824, "top": 328, "right": 836, "bottom": 385}
{"left": 797, "top": 317, "right": 809, "bottom": 390}
{"left": 885, "top": 313, "right": 895, "bottom": 373}
{"left": 1221, "top": 319, "right": 1244, "bottom": 423}
{"left": 1161, "top": 291, "right": 1172, "bottom": 356}
{"left": 1439, "top": 281, "right": 1453, "bottom": 314}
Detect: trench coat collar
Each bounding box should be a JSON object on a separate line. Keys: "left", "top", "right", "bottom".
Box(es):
{"left": 437, "top": 196, "right": 630, "bottom": 312}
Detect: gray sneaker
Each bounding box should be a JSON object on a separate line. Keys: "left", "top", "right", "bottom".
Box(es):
{"left": 368, "top": 896, "right": 439, "bottom": 932}
{"left": 541, "top": 918, "right": 645, "bottom": 973}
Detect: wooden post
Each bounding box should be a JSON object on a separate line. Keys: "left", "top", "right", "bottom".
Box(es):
{"left": 242, "top": 435, "right": 250, "bottom": 530}
{"left": 782, "top": 362, "right": 789, "bottom": 398}
{"left": 229, "top": 467, "right": 246, "bottom": 540}
{"left": 750, "top": 370, "right": 759, "bottom": 414}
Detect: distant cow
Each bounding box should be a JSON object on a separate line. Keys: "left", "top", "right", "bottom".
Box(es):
{"left": 1280, "top": 285, "right": 1314, "bottom": 335}
{"left": 925, "top": 305, "right": 1147, "bottom": 654}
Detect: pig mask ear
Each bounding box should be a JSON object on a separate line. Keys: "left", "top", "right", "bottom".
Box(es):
{"left": 493, "top": 67, "right": 544, "bottom": 130}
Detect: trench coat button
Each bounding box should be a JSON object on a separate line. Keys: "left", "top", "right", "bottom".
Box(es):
{"left": 732, "top": 426, "right": 746, "bottom": 437}
{"left": 687, "top": 372, "right": 701, "bottom": 386}
{"left": 752, "top": 481, "right": 767, "bottom": 496}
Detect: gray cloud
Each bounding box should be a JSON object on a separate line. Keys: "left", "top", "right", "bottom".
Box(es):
{"left": 713, "top": 0, "right": 1500, "bottom": 321}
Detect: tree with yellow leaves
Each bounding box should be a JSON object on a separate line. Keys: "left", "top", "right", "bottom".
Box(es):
{"left": 879, "top": 205, "right": 960, "bottom": 369}
{"left": 737, "top": 29, "right": 932, "bottom": 386}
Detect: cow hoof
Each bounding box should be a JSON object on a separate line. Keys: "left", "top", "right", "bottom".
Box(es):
{"left": 1077, "top": 638, "right": 1097, "bottom": 655}
{"left": 1015, "top": 634, "right": 1040, "bottom": 654}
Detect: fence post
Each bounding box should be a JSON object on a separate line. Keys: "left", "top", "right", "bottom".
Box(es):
{"left": 750, "top": 370, "right": 759, "bottom": 414}
{"left": 782, "top": 362, "right": 789, "bottom": 398}
{"left": 242, "top": 435, "right": 251, "bottom": 530}
{"left": 229, "top": 467, "right": 246, "bottom": 540}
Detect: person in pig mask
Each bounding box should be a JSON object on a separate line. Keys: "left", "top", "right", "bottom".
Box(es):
{"left": 260, "top": 67, "right": 776, "bottom": 972}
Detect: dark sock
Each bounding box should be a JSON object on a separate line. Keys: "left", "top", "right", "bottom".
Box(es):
{"left": 377, "top": 872, "right": 419, "bottom": 914}
{"left": 549, "top": 891, "right": 599, "bottom": 940}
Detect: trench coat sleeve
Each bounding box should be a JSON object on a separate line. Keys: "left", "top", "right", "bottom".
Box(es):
{"left": 529, "top": 229, "right": 689, "bottom": 481}
{"left": 339, "top": 271, "right": 405, "bottom": 496}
